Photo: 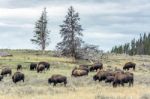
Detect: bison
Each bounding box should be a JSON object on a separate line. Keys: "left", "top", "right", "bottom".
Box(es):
{"left": 12, "top": 72, "right": 25, "bottom": 83}
{"left": 1, "top": 67, "right": 12, "bottom": 76}
{"left": 17, "top": 64, "right": 22, "bottom": 71}
{"left": 48, "top": 74, "right": 67, "bottom": 86}
{"left": 37, "top": 64, "right": 45, "bottom": 73}
{"left": 93, "top": 70, "right": 115, "bottom": 82}
{"left": 38, "top": 62, "right": 50, "bottom": 70}
{"left": 90, "top": 63, "right": 103, "bottom": 72}
{"left": 123, "top": 62, "right": 136, "bottom": 71}
{"left": 93, "top": 70, "right": 107, "bottom": 82}
{"left": 72, "top": 67, "right": 89, "bottom": 77}
{"left": 112, "top": 72, "right": 134, "bottom": 87}
{"left": 30, "top": 63, "right": 37, "bottom": 70}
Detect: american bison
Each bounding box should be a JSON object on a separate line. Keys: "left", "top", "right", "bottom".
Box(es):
{"left": 17, "top": 64, "right": 22, "bottom": 71}
{"left": 123, "top": 62, "right": 136, "bottom": 71}
{"left": 30, "top": 63, "right": 37, "bottom": 70}
{"left": 1, "top": 67, "right": 12, "bottom": 76}
{"left": 112, "top": 72, "right": 134, "bottom": 87}
{"left": 48, "top": 74, "right": 67, "bottom": 86}
{"left": 37, "top": 64, "right": 45, "bottom": 73}
{"left": 0, "top": 75, "right": 3, "bottom": 81}
{"left": 12, "top": 72, "right": 25, "bottom": 83}
{"left": 90, "top": 63, "right": 103, "bottom": 72}
{"left": 93, "top": 70, "right": 115, "bottom": 82}
{"left": 38, "top": 62, "right": 50, "bottom": 70}
{"left": 93, "top": 70, "right": 107, "bottom": 82}
{"left": 72, "top": 67, "right": 89, "bottom": 77}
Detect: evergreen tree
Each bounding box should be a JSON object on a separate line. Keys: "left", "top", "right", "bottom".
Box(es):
{"left": 31, "top": 8, "right": 50, "bottom": 53}
{"left": 56, "top": 6, "right": 83, "bottom": 59}
{"left": 111, "top": 33, "right": 150, "bottom": 55}
{"left": 130, "top": 39, "right": 136, "bottom": 55}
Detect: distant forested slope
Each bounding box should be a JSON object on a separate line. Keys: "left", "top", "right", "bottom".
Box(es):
{"left": 111, "top": 33, "right": 150, "bottom": 55}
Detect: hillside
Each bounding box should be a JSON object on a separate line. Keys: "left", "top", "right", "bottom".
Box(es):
{"left": 0, "top": 50, "right": 150, "bottom": 99}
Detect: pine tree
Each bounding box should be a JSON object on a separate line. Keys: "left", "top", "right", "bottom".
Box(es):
{"left": 56, "top": 6, "right": 83, "bottom": 59}
{"left": 31, "top": 8, "right": 50, "bottom": 53}
{"left": 111, "top": 33, "right": 150, "bottom": 55}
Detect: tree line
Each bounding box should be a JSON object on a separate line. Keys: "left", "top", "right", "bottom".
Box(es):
{"left": 30, "top": 6, "right": 101, "bottom": 60}
{"left": 111, "top": 33, "right": 150, "bottom": 55}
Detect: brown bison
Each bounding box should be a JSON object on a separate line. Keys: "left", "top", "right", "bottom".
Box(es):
{"left": 12, "top": 72, "right": 25, "bottom": 83}
{"left": 90, "top": 63, "right": 103, "bottom": 72}
{"left": 1, "top": 67, "right": 12, "bottom": 76}
{"left": 17, "top": 64, "right": 22, "bottom": 71}
{"left": 37, "top": 64, "right": 45, "bottom": 73}
{"left": 72, "top": 67, "right": 89, "bottom": 77}
{"left": 93, "top": 70, "right": 115, "bottom": 82}
{"left": 38, "top": 62, "right": 50, "bottom": 70}
{"left": 112, "top": 72, "right": 134, "bottom": 87}
{"left": 30, "top": 63, "right": 37, "bottom": 70}
{"left": 93, "top": 70, "right": 107, "bottom": 82}
{"left": 48, "top": 74, "right": 67, "bottom": 86}
{"left": 123, "top": 62, "right": 136, "bottom": 71}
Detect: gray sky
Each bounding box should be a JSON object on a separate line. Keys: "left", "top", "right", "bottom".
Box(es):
{"left": 0, "top": 0, "right": 150, "bottom": 51}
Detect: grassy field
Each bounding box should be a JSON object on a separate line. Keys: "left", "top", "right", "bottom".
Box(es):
{"left": 0, "top": 50, "right": 150, "bottom": 99}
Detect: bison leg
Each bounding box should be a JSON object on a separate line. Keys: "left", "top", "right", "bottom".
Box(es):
{"left": 121, "top": 82, "right": 124, "bottom": 87}
{"left": 129, "top": 80, "right": 133, "bottom": 87}
{"left": 113, "top": 82, "right": 117, "bottom": 88}
{"left": 98, "top": 79, "right": 102, "bottom": 82}
{"left": 133, "top": 66, "right": 135, "bottom": 71}
{"left": 53, "top": 83, "right": 56, "bottom": 86}
{"left": 64, "top": 81, "right": 67, "bottom": 86}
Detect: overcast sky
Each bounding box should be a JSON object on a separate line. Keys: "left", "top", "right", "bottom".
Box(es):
{"left": 0, "top": 0, "right": 150, "bottom": 51}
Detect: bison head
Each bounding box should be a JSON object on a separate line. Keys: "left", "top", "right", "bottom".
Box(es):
{"left": 48, "top": 78, "right": 52, "bottom": 84}
{"left": 93, "top": 75, "right": 98, "bottom": 81}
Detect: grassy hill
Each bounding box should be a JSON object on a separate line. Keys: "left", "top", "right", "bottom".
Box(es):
{"left": 0, "top": 50, "right": 150, "bottom": 99}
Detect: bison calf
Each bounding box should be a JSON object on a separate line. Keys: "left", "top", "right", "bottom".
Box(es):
{"left": 48, "top": 74, "right": 67, "bottom": 86}
{"left": 17, "top": 64, "right": 22, "bottom": 71}
{"left": 1, "top": 67, "right": 12, "bottom": 76}
{"left": 30, "top": 63, "right": 37, "bottom": 70}
{"left": 12, "top": 72, "right": 25, "bottom": 83}
{"left": 37, "top": 64, "right": 45, "bottom": 73}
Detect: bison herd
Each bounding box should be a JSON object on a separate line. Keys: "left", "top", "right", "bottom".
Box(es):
{"left": 0, "top": 61, "right": 136, "bottom": 88}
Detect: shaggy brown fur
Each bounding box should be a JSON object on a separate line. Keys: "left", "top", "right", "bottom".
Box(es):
{"left": 48, "top": 74, "right": 67, "bottom": 86}
{"left": 12, "top": 72, "right": 24, "bottom": 83}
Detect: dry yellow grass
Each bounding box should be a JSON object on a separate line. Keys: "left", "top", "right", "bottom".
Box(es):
{"left": 0, "top": 51, "right": 150, "bottom": 99}
{"left": 0, "top": 85, "right": 149, "bottom": 99}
